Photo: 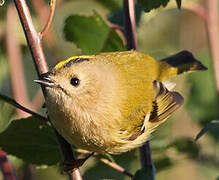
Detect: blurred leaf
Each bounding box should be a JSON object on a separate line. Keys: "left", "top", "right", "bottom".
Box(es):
{"left": 94, "top": 0, "right": 121, "bottom": 11}
{"left": 0, "top": 116, "right": 60, "bottom": 166}
{"left": 0, "top": 102, "right": 14, "bottom": 133}
{"left": 168, "top": 137, "right": 200, "bottom": 158}
{"left": 195, "top": 120, "right": 219, "bottom": 141}
{"left": 0, "top": 55, "right": 9, "bottom": 86}
{"left": 185, "top": 52, "right": 219, "bottom": 140}
{"left": 64, "top": 13, "right": 125, "bottom": 54}
{"left": 175, "top": 0, "right": 181, "bottom": 8}
{"left": 154, "top": 156, "right": 172, "bottom": 172}
{"left": 133, "top": 165, "right": 155, "bottom": 180}
{"left": 0, "top": 94, "right": 17, "bottom": 132}
{"left": 216, "top": 176, "right": 219, "bottom": 180}
{"left": 137, "top": 0, "right": 170, "bottom": 12}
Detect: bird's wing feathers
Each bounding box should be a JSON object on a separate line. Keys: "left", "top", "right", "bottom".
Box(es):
{"left": 128, "top": 81, "right": 183, "bottom": 141}
{"left": 149, "top": 81, "right": 184, "bottom": 123}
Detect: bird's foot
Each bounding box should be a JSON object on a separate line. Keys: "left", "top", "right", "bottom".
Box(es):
{"left": 63, "top": 152, "right": 94, "bottom": 173}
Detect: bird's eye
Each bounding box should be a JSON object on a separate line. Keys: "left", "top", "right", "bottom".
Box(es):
{"left": 70, "top": 77, "right": 80, "bottom": 87}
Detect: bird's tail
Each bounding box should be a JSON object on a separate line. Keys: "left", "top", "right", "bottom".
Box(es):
{"left": 158, "top": 50, "right": 207, "bottom": 82}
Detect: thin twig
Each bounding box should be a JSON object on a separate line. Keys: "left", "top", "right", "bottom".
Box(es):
{"left": 123, "top": 0, "right": 138, "bottom": 50}
{"left": 39, "top": 0, "right": 56, "bottom": 39}
{"left": 183, "top": 3, "right": 209, "bottom": 24}
{"left": 6, "top": 5, "right": 31, "bottom": 118}
{"left": 1, "top": 94, "right": 48, "bottom": 121}
{"left": 95, "top": 155, "right": 134, "bottom": 178}
{"left": 0, "top": 148, "right": 17, "bottom": 180}
{"left": 205, "top": 0, "right": 219, "bottom": 92}
{"left": 123, "top": 0, "right": 154, "bottom": 171}
{"left": 13, "top": 0, "right": 82, "bottom": 179}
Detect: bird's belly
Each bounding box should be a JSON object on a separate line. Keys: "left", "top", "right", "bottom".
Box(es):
{"left": 47, "top": 106, "right": 111, "bottom": 153}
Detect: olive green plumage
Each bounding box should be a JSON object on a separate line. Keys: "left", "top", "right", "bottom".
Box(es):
{"left": 35, "top": 50, "right": 207, "bottom": 154}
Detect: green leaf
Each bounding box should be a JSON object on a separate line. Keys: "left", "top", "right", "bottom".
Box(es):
{"left": 133, "top": 165, "right": 155, "bottom": 180}
{"left": 185, "top": 52, "right": 219, "bottom": 140}
{"left": 64, "top": 13, "right": 125, "bottom": 54}
{"left": 154, "top": 156, "right": 172, "bottom": 172}
{"left": 168, "top": 137, "right": 200, "bottom": 158}
{"left": 101, "top": 30, "right": 126, "bottom": 52}
{"left": 0, "top": 93, "right": 16, "bottom": 132}
{"left": 0, "top": 116, "right": 60, "bottom": 166}
{"left": 93, "top": 0, "right": 121, "bottom": 11}
{"left": 195, "top": 120, "right": 219, "bottom": 141}
{"left": 175, "top": 0, "right": 181, "bottom": 9}
{"left": 0, "top": 102, "right": 14, "bottom": 133}
{"left": 137, "top": 0, "right": 170, "bottom": 12}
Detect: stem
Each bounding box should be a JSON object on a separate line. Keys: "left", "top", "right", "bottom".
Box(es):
{"left": 123, "top": 0, "right": 154, "bottom": 172}
{"left": 96, "top": 155, "right": 133, "bottom": 178}
{"left": 183, "top": 3, "right": 209, "bottom": 24}
{"left": 0, "top": 148, "right": 17, "bottom": 180}
{"left": 39, "top": 0, "right": 56, "bottom": 38}
{"left": 123, "top": 0, "right": 138, "bottom": 50}
{"left": 13, "top": 0, "right": 82, "bottom": 179}
{"left": 14, "top": 0, "right": 48, "bottom": 77}
{"left": 205, "top": 0, "right": 219, "bottom": 92}
{"left": 54, "top": 130, "right": 83, "bottom": 180}
{"left": 6, "top": 5, "right": 31, "bottom": 118}
{"left": 3, "top": 95, "right": 48, "bottom": 121}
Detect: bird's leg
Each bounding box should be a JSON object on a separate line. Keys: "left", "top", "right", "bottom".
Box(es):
{"left": 63, "top": 152, "right": 94, "bottom": 173}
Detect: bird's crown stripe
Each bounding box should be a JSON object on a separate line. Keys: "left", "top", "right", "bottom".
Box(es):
{"left": 54, "top": 56, "right": 92, "bottom": 70}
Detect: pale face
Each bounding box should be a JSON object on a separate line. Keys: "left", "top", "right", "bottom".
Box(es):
{"left": 45, "top": 59, "right": 118, "bottom": 112}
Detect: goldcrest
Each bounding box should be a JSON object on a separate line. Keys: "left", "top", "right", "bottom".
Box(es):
{"left": 35, "top": 50, "right": 207, "bottom": 154}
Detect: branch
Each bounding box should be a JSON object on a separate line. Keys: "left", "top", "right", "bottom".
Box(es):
{"left": 39, "top": 0, "right": 56, "bottom": 38}
{"left": 6, "top": 5, "right": 31, "bottom": 118}
{"left": 205, "top": 0, "right": 219, "bottom": 92}
{"left": 0, "top": 93, "right": 48, "bottom": 121}
{"left": 183, "top": 3, "right": 209, "bottom": 24}
{"left": 96, "top": 155, "right": 134, "bottom": 178}
{"left": 0, "top": 148, "right": 17, "bottom": 180}
{"left": 13, "top": 0, "right": 82, "bottom": 179}
{"left": 123, "top": 0, "right": 138, "bottom": 50}
{"left": 123, "top": 0, "right": 154, "bottom": 172}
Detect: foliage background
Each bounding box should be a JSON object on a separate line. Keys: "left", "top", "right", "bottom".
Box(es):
{"left": 0, "top": 0, "right": 218, "bottom": 179}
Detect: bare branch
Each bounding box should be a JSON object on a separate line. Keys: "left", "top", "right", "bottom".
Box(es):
{"left": 183, "top": 3, "right": 209, "bottom": 24}
{"left": 0, "top": 93, "right": 48, "bottom": 121}
{"left": 96, "top": 155, "right": 134, "bottom": 178}
{"left": 6, "top": 5, "right": 31, "bottom": 118}
{"left": 39, "top": 0, "right": 56, "bottom": 39}
{"left": 123, "top": 0, "right": 138, "bottom": 50}
{"left": 205, "top": 0, "right": 219, "bottom": 92}
{"left": 13, "top": 0, "right": 82, "bottom": 178}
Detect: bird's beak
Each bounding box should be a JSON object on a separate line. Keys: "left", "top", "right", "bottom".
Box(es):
{"left": 34, "top": 73, "right": 56, "bottom": 88}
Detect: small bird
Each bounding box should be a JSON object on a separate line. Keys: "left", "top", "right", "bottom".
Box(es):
{"left": 35, "top": 50, "right": 207, "bottom": 154}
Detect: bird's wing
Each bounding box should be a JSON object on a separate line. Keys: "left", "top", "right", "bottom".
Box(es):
{"left": 127, "top": 81, "right": 183, "bottom": 141}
